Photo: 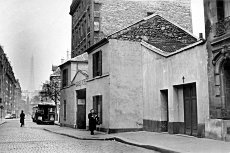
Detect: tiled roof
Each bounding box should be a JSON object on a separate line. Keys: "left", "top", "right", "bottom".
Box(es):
{"left": 59, "top": 53, "right": 88, "bottom": 67}
{"left": 95, "top": 0, "right": 192, "bottom": 36}
{"left": 147, "top": 39, "right": 190, "bottom": 53}
{"left": 109, "top": 14, "right": 197, "bottom": 53}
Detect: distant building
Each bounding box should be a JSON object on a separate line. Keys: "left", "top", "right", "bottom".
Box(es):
{"left": 15, "top": 79, "right": 22, "bottom": 117}
{"left": 50, "top": 65, "right": 61, "bottom": 122}
{"left": 0, "top": 46, "right": 19, "bottom": 117}
{"left": 69, "top": 0, "right": 192, "bottom": 57}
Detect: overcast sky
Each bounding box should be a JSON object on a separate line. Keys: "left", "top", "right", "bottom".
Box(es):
{"left": 0, "top": 0, "right": 72, "bottom": 91}
{"left": 0, "top": 0, "right": 205, "bottom": 91}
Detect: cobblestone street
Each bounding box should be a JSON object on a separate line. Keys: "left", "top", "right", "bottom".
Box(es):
{"left": 0, "top": 119, "right": 157, "bottom": 153}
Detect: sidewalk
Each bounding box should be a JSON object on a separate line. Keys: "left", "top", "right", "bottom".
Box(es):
{"left": 0, "top": 118, "right": 5, "bottom": 125}
{"left": 43, "top": 125, "right": 230, "bottom": 153}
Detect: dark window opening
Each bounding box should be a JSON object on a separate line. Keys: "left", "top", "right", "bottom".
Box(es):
{"left": 64, "top": 100, "right": 66, "bottom": 121}
{"left": 93, "top": 95, "right": 102, "bottom": 124}
{"left": 62, "top": 69, "right": 68, "bottom": 87}
{"left": 93, "top": 51, "right": 102, "bottom": 77}
{"left": 217, "top": 0, "right": 225, "bottom": 21}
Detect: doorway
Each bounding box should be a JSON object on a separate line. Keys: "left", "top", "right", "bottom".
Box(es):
{"left": 183, "top": 83, "right": 197, "bottom": 136}
{"left": 76, "top": 89, "right": 86, "bottom": 129}
{"left": 222, "top": 60, "right": 230, "bottom": 111}
{"left": 160, "top": 90, "right": 169, "bottom": 132}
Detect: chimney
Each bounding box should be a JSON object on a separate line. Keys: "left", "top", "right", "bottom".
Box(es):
{"left": 67, "top": 50, "right": 70, "bottom": 60}
{"left": 199, "top": 33, "right": 204, "bottom": 40}
{"left": 61, "top": 58, "right": 65, "bottom": 64}
{"left": 147, "top": 12, "right": 154, "bottom": 16}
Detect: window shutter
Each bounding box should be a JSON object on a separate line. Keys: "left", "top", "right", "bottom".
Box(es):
{"left": 98, "top": 95, "right": 102, "bottom": 124}
{"left": 98, "top": 51, "right": 102, "bottom": 76}
{"left": 93, "top": 54, "right": 96, "bottom": 77}
{"left": 93, "top": 96, "right": 97, "bottom": 111}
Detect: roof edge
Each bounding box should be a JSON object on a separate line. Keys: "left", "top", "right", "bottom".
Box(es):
{"left": 141, "top": 39, "right": 206, "bottom": 57}
{"left": 86, "top": 38, "right": 109, "bottom": 54}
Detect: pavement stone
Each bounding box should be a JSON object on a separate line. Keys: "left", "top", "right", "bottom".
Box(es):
{"left": 0, "top": 119, "right": 158, "bottom": 153}
{"left": 0, "top": 118, "right": 6, "bottom": 125}
{"left": 43, "top": 125, "right": 230, "bottom": 153}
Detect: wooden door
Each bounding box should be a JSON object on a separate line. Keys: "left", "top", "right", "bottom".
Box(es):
{"left": 184, "top": 83, "right": 197, "bottom": 136}
{"left": 224, "top": 63, "right": 230, "bottom": 110}
{"left": 77, "top": 99, "right": 86, "bottom": 129}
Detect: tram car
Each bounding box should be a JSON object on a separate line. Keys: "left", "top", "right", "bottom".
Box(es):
{"left": 32, "top": 105, "right": 38, "bottom": 122}
{"left": 36, "top": 102, "right": 56, "bottom": 125}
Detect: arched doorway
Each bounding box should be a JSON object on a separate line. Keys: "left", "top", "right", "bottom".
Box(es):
{"left": 221, "top": 60, "right": 230, "bottom": 118}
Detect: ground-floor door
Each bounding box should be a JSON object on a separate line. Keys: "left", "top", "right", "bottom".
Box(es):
{"left": 76, "top": 89, "right": 86, "bottom": 129}
{"left": 160, "top": 89, "right": 168, "bottom": 132}
{"left": 183, "top": 83, "right": 197, "bottom": 136}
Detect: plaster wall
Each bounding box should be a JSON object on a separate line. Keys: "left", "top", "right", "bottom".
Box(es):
{"left": 109, "top": 40, "right": 143, "bottom": 129}
{"left": 77, "top": 62, "right": 88, "bottom": 72}
{"left": 60, "top": 85, "right": 76, "bottom": 127}
{"left": 86, "top": 42, "right": 111, "bottom": 130}
{"left": 142, "top": 43, "right": 209, "bottom": 125}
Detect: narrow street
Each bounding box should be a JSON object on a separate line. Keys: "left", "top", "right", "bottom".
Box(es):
{"left": 0, "top": 118, "right": 158, "bottom": 153}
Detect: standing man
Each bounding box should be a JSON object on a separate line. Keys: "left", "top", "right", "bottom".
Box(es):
{"left": 88, "top": 109, "right": 99, "bottom": 135}
{"left": 20, "top": 110, "right": 25, "bottom": 127}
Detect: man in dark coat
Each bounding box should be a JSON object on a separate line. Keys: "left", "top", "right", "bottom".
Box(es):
{"left": 88, "top": 109, "right": 98, "bottom": 135}
{"left": 20, "top": 110, "right": 25, "bottom": 127}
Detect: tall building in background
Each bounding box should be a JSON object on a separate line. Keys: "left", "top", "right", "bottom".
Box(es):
{"left": 0, "top": 45, "right": 21, "bottom": 117}
{"left": 69, "top": 0, "right": 192, "bottom": 57}
{"left": 28, "top": 55, "right": 35, "bottom": 92}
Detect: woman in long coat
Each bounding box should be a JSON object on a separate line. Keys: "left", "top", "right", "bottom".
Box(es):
{"left": 20, "top": 110, "right": 25, "bottom": 127}
{"left": 88, "top": 109, "right": 98, "bottom": 135}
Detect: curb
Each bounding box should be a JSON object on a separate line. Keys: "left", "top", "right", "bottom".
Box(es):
{"left": 0, "top": 121, "right": 6, "bottom": 126}
{"left": 43, "top": 129, "right": 114, "bottom": 141}
{"left": 43, "top": 128, "right": 179, "bottom": 153}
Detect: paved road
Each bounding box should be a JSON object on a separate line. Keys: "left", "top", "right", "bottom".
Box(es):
{"left": 0, "top": 119, "right": 158, "bottom": 153}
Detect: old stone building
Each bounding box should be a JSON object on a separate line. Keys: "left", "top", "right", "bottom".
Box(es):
{"left": 69, "top": 0, "right": 192, "bottom": 57}
{"left": 0, "top": 46, "right": 20, "bottom": 117}
{"left": 86, "top": 14, "right": 204, "bottom": 134}
{"left": 204, "top": 0, "right": 230, "bottom": 141}
{"left": 14, "top": 80, "right": 22, "bottom": 117}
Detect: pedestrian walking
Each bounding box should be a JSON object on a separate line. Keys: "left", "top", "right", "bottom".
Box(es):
{"left": 88, "top": 109, "right": 99, "bottom": 135}
{"left": 20, "top": 110, "right": 25, "bottom": 127}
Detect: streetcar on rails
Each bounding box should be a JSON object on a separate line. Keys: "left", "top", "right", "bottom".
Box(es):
{"left": 35, "top": 102, "right": 56, "bottom": 125}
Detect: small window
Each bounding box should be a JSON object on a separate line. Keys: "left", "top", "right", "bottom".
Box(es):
{"left": 93, "top": 95, "right": 102, "bottom": 124}
{"left": 64, "top": 100, "right": 66, "bottom": 121}
{"left": 62, "top": 69, "right": 68, "bottom": 87}
{"left": 217, "top": 0, "right": 225, "bottom": 21}
{"left": 93, "top": 51, "right": 102, "bottom": 77}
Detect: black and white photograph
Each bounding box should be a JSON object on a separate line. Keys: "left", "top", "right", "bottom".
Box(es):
{"left": 0, "top": 0, "right": 230, "bottom": 152}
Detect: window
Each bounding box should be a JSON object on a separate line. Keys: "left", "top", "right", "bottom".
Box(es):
{"left": 93, "top": 95, "right": 102, "bottom": 124}
{"left": 217, "top": 0, "right": 225, "bottom": 21}
{"left": 62, "top": 69, "right": 68, "bottom": 87}
{"left": 64, "top": 100, "right": 66, "bottom": 121}
{"left": 93, "top": 51, "right": 102, "bottom": 77}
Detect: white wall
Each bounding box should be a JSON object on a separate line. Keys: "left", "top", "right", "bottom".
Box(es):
{"left": 142, "top": 43, "right": 209, "bottom": 124}
{"left": 109, "top": 40, "right": 143, "bottom": 129}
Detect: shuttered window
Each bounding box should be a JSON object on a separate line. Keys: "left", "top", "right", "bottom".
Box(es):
{"left": 64, "top": 100, "right": 66, "bottom": 121}
{"left": 217, "top": 0, "right": 225, "bottom": 21}
{"left": 93, "top": 95, "right": 102, "bottom": 124}
{"left": 62, "top": 69, "right": 68, "bottom": 87}
{"left": 93, "top": 51, "right": 102, "bottom": 77}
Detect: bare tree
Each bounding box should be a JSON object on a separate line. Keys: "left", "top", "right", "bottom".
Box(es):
{"left": 39, "top": 77, "right": 60, "bottom": 121}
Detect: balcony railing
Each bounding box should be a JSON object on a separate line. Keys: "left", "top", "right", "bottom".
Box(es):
{"left": 215, "top": 16, "right": 230, "bottom": 37}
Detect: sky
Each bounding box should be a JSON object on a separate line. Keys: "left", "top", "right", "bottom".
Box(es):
{"left": 0, "top": 0, "right": 72, "bottom": 91}
{"left": 0, "top": 0, "right": 205, "bottom": 91}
